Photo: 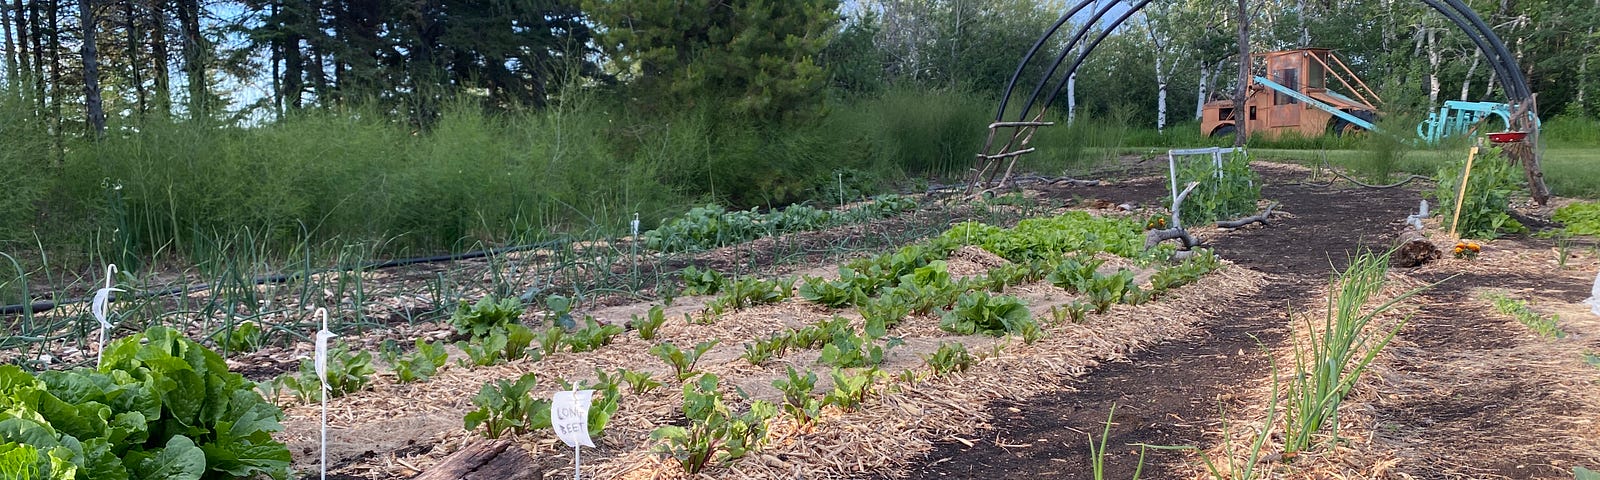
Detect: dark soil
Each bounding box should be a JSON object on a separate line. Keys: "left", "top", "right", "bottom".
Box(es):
{"left": 898, "top": 169, "right": 1422, "bottom": 479}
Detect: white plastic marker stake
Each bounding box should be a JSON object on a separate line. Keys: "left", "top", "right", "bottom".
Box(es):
{"left": 630, "top": 213, "right": 640, "bottom": 238}
{"left": 1406, "top": 200, "right": 1430, "bottom": 230}
{"left": 552, "top": 386, "right": 596, "bottom": 480}
{"left": 313, "top": 308, "right": 337, "bottom": 480}
{"left": 1585, "top": 271, "right": 1600, "bottom": 317}
{"left": 91, "top": 264, "right": 125, "bottom": 367}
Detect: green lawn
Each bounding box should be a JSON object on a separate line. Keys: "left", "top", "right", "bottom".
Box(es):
{"left": 1250, "top": 147, "right": 1600, "bottom": 199}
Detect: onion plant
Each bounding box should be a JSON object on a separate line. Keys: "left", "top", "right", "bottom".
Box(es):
{"left": 1282, "top": 252, "right": 1430, "bottom": 454}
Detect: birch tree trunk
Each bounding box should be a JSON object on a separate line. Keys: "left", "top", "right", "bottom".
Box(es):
{"left": 1460, "top": 47, "right": 1480, "bottom": 101}
{"left": 1068, "top": 40, "right": 1081, "bottom": 125}
{"left": 1195, "top": 61, "right": 1210, "bottom": 120}
{"left": 1156, "top": 55, "right": 1168, "bottom": 132}
{"left": 1426, "top": 27, "right": 1441, "bottom": 107}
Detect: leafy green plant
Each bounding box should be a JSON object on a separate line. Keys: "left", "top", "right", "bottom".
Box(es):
{"left": 565, "top": 317, "right": 625, "bottom": 352}
{"left": 630, "top": 306, "right": 668, "bottom": 340}
{"left": 1554, "top": 201, "right": 1600, "bottom": 236}
{"left": 456, "top": 330, "right": 510, "bottom": 367}
{"left": 6, "top": 326, "right": 295, "bottom": 480}
{"left": 212, "top": 320, "right": 267, "bottom": 353}
{"left": 558, "top": 370, "right": 623, "bottom": 438}
{"left": 860, "top": 296, "right": 911, "bottom": 338}
{"left": 383, "top": 338, "right": 450, "bottom": 383}
{"left": 940, "top": 291, "right": 1034, "bottom": 336}
{"left": 1047, "top": 256, "right": 1104, "bottom": 293}
{"left": 451, "top": 295, "right": 525, "bottom": 339}
{"left": 1084, "top": 270, "right": 1136, "bottom": 313}
{"left": 544, "top": 294, "right": 577, "bottom": 329}
{"left": 1049, "top": 302, "right": 1092, "bottom": 325}
{"left": 0, "top": 443, "right": 38, "bottom": 480}
{"left": 642, "top": 196, "right": 919, "bottom": 253}
{"left": 650, "top": 340, "right": 721, "bottom": 381}
{"left": 706, "top": 276, "right": 794, "bottom": 314}
{"left": 1431, "top": 148, "right": 1527, "bottom": 239}
{"left": 651, "top": 374, "right": 777, "bottom": 474}
{"left": 678, "top": 266, "right": 726, "bottom": 296}
{"left": 982, "top": 262, "right": 1039, "bottom": 292}
{"left": 822, "top": 367, "right": 884, "bottom": 411}
{"left": 283, "top": 341, "right": 375, "bottom": 402}
{"left": 924, "top": 342, "right": 975, "bottom": 374}
{"left": 945, "top": 212, "right": 1143, "bottom": 261}
{"left": 1172, "top": 148, "right": 1262, "bottom": 226}
{"left": 1150, "top": 249, "right": 1222, "bottom": 293}
{"left": 818, "top": 325, "right": 895, "bottom": 368}
{"left": 535, "top": 326, "right": 567, "bottom": 358}
{"left": 798, "top": 274, "right": 869, "bottom": 308}
{"left": 1487, "top": 294, "right": 1566, "bottom": 339}
{"left": 463, "top": 372, "right": 551, "bottom": 439}
{"left": 618, "top": 368, "right": 663, "bottom": 394}
{"left": 742, "top": 334, "right": 790, "bottom": 365}
{"left": 772, "top": 366, "right": 823, "bottom": 426}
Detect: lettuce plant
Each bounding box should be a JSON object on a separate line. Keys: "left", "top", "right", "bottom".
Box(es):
{"left": 0, "top": 326, "right": 292, "bottom": 479}
{"left": 939, "top": 291, "right": 1034, "bottom": 336}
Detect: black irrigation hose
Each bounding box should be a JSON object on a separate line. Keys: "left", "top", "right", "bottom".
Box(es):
{"left": 995, "top": 1, "right": 1093, "bottom": 122}
{"left": 0, "top": 238, "right": 572, "bottom": 316}
{"left": 1038, "top": 0, "right": 1156, "bottom": 118}
{"left": 1014, "top": 0, "right": 1119, "bottom": 120}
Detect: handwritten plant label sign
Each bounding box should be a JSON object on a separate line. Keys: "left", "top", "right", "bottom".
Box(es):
{"left": 552, "top": 390, "right": 596, "bottom": 448}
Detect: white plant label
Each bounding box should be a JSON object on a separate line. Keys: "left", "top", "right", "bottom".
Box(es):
{"left": 552, "top": 389, "right": 596, "bottom": 448}
{"left": 313, "top": 308, "right": 336, "bottom": 480}
{"left": 92, "top": 264, "right": 125, "bottom": 367}
{"left": 631, "top": 213, "right": 640, "bottom": 238}
{"left": 1585, "top": 271, "right": 1600, "bottom": 317}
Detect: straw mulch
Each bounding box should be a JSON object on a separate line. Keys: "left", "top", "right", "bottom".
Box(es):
{"left": 276, "top": 258, "right": 1266, "bottom": 479}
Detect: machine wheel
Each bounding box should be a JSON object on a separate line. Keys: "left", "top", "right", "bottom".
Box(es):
{"left": 1329, "top": 110, "right": 1378, "bottom": 137}
{"left": 1210, "top": 124, "right": 1237, "bottom": 139}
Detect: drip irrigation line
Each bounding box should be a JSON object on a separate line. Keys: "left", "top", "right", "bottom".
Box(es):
{"left": 1, "top": 238, "right": 573, "bottom": 316}
{"left": 1319, "top": 154, "right": 1437, "bottom": 189}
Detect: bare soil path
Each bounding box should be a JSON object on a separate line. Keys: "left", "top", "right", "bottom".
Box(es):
{"left": 1368, "top": 261, "right": 1600, "bottom": 479}
{"left": 900, "top": 167, "right": 1422, "bottom": 478}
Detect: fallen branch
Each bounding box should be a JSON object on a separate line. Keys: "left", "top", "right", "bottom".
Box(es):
{"left": 1217, "top": 202, "right": 1279, "bottom": 229}
{"left": 1145, "top": 227, "right": 1198, "bottom": 250}
{"left": 1146, "top": 182, "right": 1200, "bottom": 250}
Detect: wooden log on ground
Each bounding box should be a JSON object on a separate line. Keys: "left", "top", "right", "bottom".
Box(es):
{"left": 1393, "top": 228, "right": 1443, "bottom": 267}
{"left": 413, "top": 438, "right": 540, "bottom": 480}
{"left": 1145, "top": 228, "right": 1197, "bottom": 249}
{"left": 1217, "top": 203, "right": 1278, "bottom": 229}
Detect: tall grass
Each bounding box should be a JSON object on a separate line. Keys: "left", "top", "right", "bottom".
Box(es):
{"left": 8, "top": 86, "right": 1156, "bottom": 270}
{"left": 1283, "top": 251, "right": 1428, "bottom": 454}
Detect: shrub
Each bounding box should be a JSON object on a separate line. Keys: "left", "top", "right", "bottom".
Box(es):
{"left": 1430, "top": 148, "right": 1526, "bottom": 239}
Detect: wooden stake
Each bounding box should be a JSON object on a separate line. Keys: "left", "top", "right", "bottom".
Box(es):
{"left": 1448, "top": 146, "right": 1480, "bottom": 239}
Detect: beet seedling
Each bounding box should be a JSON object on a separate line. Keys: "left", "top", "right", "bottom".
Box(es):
{"left": 649, "top": 340, "right": 720, "bottom": 381}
